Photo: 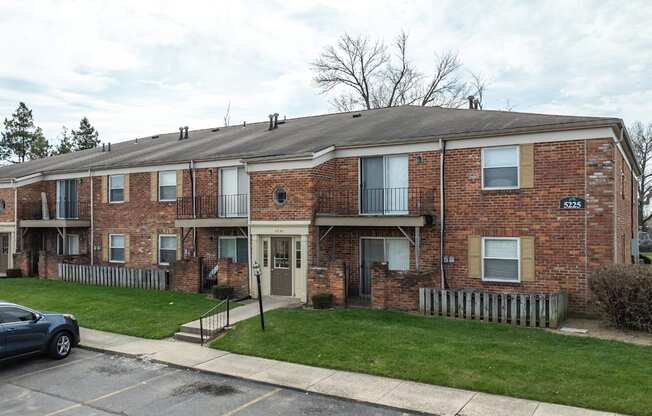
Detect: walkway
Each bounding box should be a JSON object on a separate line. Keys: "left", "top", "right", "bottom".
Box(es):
{"left": 80, "top": 327, "right": 622, "bottom": 416}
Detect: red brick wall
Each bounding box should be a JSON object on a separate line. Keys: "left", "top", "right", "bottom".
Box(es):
{"left": 216, "top": 257, "right": 249, "bottom": 298}
{"left": 370, "top": 262, "right": 437, "bottom": 310}
{"left": 307, "top": 260, "right": 346, "bottom": 305}
{"left": 169, "top": 256, "right": 201, "bottom": 292}
{"left": 250, "top": 168, "right": 315, "bottom": 221}
{"left": 0, "top": 187, "right": 15, "bottom": 223}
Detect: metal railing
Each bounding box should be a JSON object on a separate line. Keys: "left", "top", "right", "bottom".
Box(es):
{"left": 22, "top": 198, "right": 90, "bottom": 220}
{"left": 200, "top": 255, "right": 219, "bottom": 292}
{"left": 177, "top": 194, "right": 248, "bottom": 219}
{"left": 316, "top": 187, "right": 434, "bottom": 216}
{"left": 199, "top": 298, "right": 230, "bottom": 345}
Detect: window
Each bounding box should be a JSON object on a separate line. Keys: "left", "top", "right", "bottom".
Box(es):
{"left": 386, "top": 239, "right": 409, "bottom": 271}
{"left": 0, "top": 307, "right": 35, "bottom": 323}
{"left": 273, "top": 186, "right": 287, "bottom": 205}
{"left": 482, "top": 238, "right": 520, "bottom": 282}
{"left": 109, "top": 234, "right": 125, "bottom": 263}
{"left": 295, "top": 240, "right": 301, "bottom": 269}
{"left": 482, "top": 146, "right": 519, "bottom": 189}
{"left": 263, "top": 240, "right": 269, "bottom": 267}
{"left": 360, "top": 155, "right": 408, "bottom": 214}
{"left": 109, "top": 175, "right": 125, "bottom": 203}
{"left": 219, "top": 167, "right": 248, "bottom": 217}
{"left": 159, "top": 235, "right": 177, "bottom": 265}
{"left": 159, "top": 171, "right": 177, "bottom": 201}
{"left": 57, "top": 234, "right": 80, "bottom": 256}
{"left": 219, "top": 237, "right": 248, "bottom": 264}
{"left": 56, "top": 179, "right": 79, "bottom": 219}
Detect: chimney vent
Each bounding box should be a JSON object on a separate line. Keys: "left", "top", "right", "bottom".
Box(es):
{"left": 184, "top": 126, "right": 189, "bottom": 139}
{"left": 468, "top": 95, "right": 475, "bottom": 109}
{"left": 107, "top": 142, "right": 111, "bottom": 152}
{"left": 243, "top": 121, "right": 246, "bottom": 128}
{"left": 273, "top": 113, "right": 279, "bottom": 129}
{"left": 179, "top": 127, "right": 184, "bottom": 140}
{"left": 268, "top": 114, "right": 274, "bottom": 130}
{"left": 474, "top": 98, "right": 481, "bottom": 110}
{"left": 102, "top": 143, "right": 105, "bottom": 152}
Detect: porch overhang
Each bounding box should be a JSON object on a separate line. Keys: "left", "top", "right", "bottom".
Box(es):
{"left": 19, "top": 219, "right": 91, "bottom": 228}
{"left": 314, "top": 215, "right": 426, "bottom": 227}
{"left": 175, "top": 218, "right": 248, "bottom": 228}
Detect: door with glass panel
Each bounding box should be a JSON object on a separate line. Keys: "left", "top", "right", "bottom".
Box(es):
{"left": 360, "top": 239, "right": 384, "bottom": 298}
{"left": 0, "top": 234, "right": 9, "bottom": 274}
{"left": 219, "top": 167, "right": 248, "bottom": 217}
{"left": 360, "top": 155, "right": 408, "bottom": 215}
{"left": 270, "top": 237, "right": 292, "bottom": 296}
{"left": 56, "top": 179, "right": 78, "bottom": 219}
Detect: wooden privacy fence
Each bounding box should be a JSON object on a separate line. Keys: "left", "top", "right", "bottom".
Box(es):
{"left": 419, "top": 288, "right": 568, "bottom": 328}
{"left": 58, "top": 263, "right": 168, "bottom": 290}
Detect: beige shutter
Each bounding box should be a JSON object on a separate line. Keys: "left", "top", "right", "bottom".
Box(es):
{"left": 519, "top": 144, "right": 534, "bottom": 188}
{"left": 468, "top": 235, "right": 481, "bottom": 279}
{"left": 150, "top": 172, "right": 158, "bottom": 201}
{"left": 176, "top": 170, "right": 183, "bottom": 198}
{"left": 124, "top": 174, "right": 130, "bottom": 202}
{"left": 102, "top": 234, "right": 109, "bottom": 262}
{"left": 152, "top": 233, "right": 158, "bottom": 264}
{"left": 176, "top": 232, "right": 182, "bottom": 260}
{"left": 101, "top": 176, "right": 108, "bottom": 203}
{"left": 520, "top": 236, "right": 535, "bottom": 282}
{"left": 124, "top": 234, "right": 130, "bottom": 263}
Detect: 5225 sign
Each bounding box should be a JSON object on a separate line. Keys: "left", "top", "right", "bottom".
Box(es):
{"left": 560, "top": 197, "right": 585, "bottom": 210}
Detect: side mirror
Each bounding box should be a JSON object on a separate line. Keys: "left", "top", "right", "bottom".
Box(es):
{"left": 32, "top": 313, "right": 43, "bottom": 322}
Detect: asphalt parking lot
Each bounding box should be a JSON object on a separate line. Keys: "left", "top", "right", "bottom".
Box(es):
{"left": 0, "top": 349, "right": 416, "bottom": 416}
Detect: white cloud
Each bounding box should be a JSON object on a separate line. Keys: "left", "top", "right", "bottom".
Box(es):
{"left": 0, "top": 0, "right": 650, "bottom": 146}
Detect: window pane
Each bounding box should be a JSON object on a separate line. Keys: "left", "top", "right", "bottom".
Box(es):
{"left": 160, "top": 186, "right": 176, "bottom": 201}
{"left": 160, "top": 236, "right": 176, "bottom": 250}
{"left": 219, "top": 239, "right": 236, "bottom": 261}
{"left": 0, "top": 307, "right": 34, "bottom": 323}
{"left": 263, "top": 240, "right": 269, "bottom": 267}
{"left": 484, "top": 147, "right": 517, "bottom": 168}
{"left": 110, "top": 175, "right": 124, "bottom": 189}
{"left": 484, "top": 167, "right": 518, "bottom": 188}
{"left": 386, "top": 239, "right": 409, "bottom": 271}
{"left": 160, "top": 249, "right": 176, "bottom": 264}
{"left": 110, "top": 235, "right": 125, "bottom": 248}
{"left": 236, "top": 239, "right": 248, "bottom": 263}
{"left": 110, "top": 248, "right": 125, "bottom": 262}
{"left": 68, "top": 235, "right": 79, "bottom": 255}
{"left": 159, "top": 171, "right": 176, "bottom": 186}
{"left": 110, "top": 189, "right": 124, "bottom": 202}
{"left": 295, "top": 240, "right": 301, "bottom": 268}
{"left": 485, "top": 239, "right": 517, "bottom": 258}
{"left": 484, "top": 259, "right": 519, "bottom": 280}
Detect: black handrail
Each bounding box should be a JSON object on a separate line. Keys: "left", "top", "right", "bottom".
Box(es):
{"left": 316, "top": 187, "right": 434, "bottom": 216}
{"left": 177, "top": 194, "right": 248, "bottom": 219}
{"left": 21, "top": 198, "right": 90, "bottom": 220}
{"left": 199, "top": 298, "right": 230, "bottom": 345}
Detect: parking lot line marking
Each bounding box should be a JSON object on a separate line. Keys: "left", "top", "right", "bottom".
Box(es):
{"left": 220, "top": 388, "right": 282, "bottom": 416}
{"left": 12, "top": 353, "right": 103, "bottom": 380}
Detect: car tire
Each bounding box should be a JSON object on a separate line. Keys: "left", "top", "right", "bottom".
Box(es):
{"left": 48, "top": 331, "right": 73, "bottom": 359}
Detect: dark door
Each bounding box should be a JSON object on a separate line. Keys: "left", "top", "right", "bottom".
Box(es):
{"left": 0, "top": 306, "right": 49, "bottom": 356}
{"left": 0, "top": 234, "right": 8, "bottom": 274}
{"left": 57, "top": 179, "right": 78, "bottom": 219}
{"left": 270, "top": 237, "right": 292, "bottom": 296}
{"left": 361, "top": 239, "right": 385, "bottom": 298}
{"left": 361, "top": 157, "right": 384, "bottom": 214}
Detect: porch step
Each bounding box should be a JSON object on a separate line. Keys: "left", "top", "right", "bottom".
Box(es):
{"left": 173, "top": 331, "right": 204, "bottom": 344}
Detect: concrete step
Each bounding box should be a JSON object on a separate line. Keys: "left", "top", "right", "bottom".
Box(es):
{"left": 173, "top": 331, "right": 204, "bottom": 344}
{"left": 178, "top": 325, "right": 220, "bottom": 336}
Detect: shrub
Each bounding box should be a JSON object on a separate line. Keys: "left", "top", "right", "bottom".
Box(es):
{"left": 312, "top": 293, "right": 334, "bottom": 309}
{"left": 589, "top": 265, "right": 652, "bottom": 332}
{"left": 640, "top": 253, "right": 652, "bottom": 264}
{"left": 5, "top": 269, "right": 22, "bottom": 278}
{"left": 212, "top": 284, "right": 234, "bottom": 300}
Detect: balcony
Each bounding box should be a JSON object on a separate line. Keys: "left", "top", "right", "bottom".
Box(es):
{"left": 20, "top": 198, "right": 91, "bottom": 228}
{"left": 315, "top": 187, "right": 435, "bottom": 227}
{"left": 175, "top": 194, "right": 248, "bottom": 228}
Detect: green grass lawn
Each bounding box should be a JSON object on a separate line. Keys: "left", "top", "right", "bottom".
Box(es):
{"left": 212, "top": 308, "right": 652, "bottom": 416}
{"left": 0, "top": 278, "right": 227, "bottom": 339}
{"left": 641, "top": 252, "right": 652, "bottom": 263}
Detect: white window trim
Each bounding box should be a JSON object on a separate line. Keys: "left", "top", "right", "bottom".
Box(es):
{"left": 481, "top": 237, "right": 521, "bottom": 283}
{"left": 158, "top": 171, "right": 177, "bottom": 202}
{"left": 57, "top": 234, "right": 80, "bottom": 256}
{"left": 481, "top": 146, "right": 520, "bottom": 190}
{"left": 358, "top": 153, "right": 409, "bottom": 216}
{"left": 109, "top": 174, "right": 125, "bottom": 204}
{"left": 218, "top": 236, "right": 247, "bottom": 263}
{"left": 158, "top": 234, "right": 177, "bottom": 266}
{"left": 109, "top": 233, "right": 125, "bottom": 264}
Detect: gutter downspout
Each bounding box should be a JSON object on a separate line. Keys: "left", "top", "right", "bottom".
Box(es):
{"left": 439, "top": 138, "right": 447, "bottom": 289}
{"left": 13, "top": 179, "right": 17, "bottom": 269}
{"left": 190, "top": 160, "right": 197, "bottom": 256}
{"left": 245, "top": 161, "right": 253, "bottom": 298}
{"left": 89, "top": 168, "right": 94, "bottom": 265}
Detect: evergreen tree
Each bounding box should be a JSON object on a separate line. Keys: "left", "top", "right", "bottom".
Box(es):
{"left": 0, "top": 102, "right": 49, "bottom": 163}
{"left": 54, "top": 126, "right": 75, "bottom": 155}
{"left": 71, "top": 117, "right": 99, "bottom": 150}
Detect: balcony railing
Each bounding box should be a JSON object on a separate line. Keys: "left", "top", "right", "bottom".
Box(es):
{"left": 177, "top": 194, "right": 249, "bottom": 219}
{"left": 21, "top": 198, "right": 90, "bottom": 220}
{"left": 316, "top": 187, "right": 434, "bottom": 216}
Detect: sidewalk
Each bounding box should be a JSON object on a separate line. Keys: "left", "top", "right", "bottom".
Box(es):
{"left": 80, "top": 327, "right": 622, "bottom": 416}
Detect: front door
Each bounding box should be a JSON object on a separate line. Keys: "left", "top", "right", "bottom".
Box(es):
{"left": 0, "top": 234, "right": 9, "bottom": 274}
{"left": 270, "top": 237, "right": 292, "bottom": 296}
{"left": 360, "top": 239, "right": 385, "bottom": 298}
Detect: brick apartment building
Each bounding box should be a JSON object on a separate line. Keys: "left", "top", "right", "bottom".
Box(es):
{"left": 0, "top": 106, "right": 639, "bottom": 314}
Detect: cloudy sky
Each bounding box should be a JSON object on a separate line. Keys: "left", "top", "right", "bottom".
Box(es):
{"left": 0, "top": 0, "right": 650, "bottom": 146}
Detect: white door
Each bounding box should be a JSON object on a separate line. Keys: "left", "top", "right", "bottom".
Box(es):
{"left": 384, "top": 155, "right": 408, "bottom": 214}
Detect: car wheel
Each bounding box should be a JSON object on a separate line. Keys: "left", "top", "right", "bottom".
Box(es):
{"left": 49, "top": 331, "right": 73, "bottom": 359}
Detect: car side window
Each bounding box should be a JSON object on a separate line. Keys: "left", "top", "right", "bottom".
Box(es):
{"left": 0, "top": 307, "right": 35, "bottom": 323}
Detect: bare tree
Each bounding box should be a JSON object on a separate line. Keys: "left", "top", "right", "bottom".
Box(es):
{"left": 223, "top": 101, "right": 231, "bottom": 127}
{"left": 631, "top": 121, "right": 652, "bottom": 229}
{"left": 312, "top": 32, "right": 486, "bottom": 111}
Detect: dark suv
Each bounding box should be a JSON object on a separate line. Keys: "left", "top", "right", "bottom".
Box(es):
{"left": 0, "top": 302, "right": 80, "bottom": 360}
